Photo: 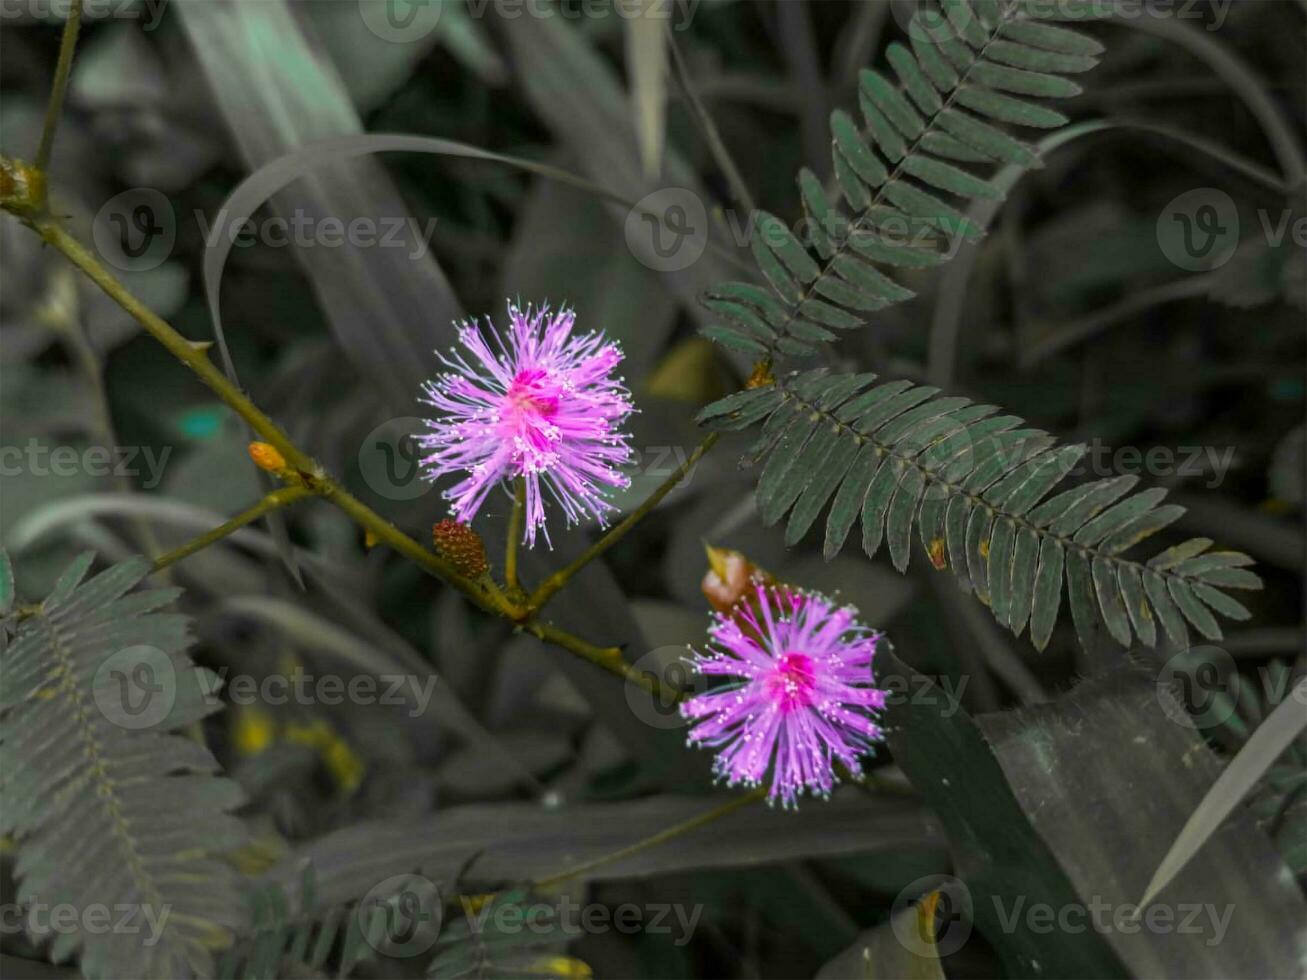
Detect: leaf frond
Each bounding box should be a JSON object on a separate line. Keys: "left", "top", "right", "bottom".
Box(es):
{"left": 700, "top": 373, "right": 1261, "bottom": 653}
{"left": 0, "top": 555, "right": 245, "bottom": 979}
{"left": 701, "top": 0, "right": 1105, "bottom": 356}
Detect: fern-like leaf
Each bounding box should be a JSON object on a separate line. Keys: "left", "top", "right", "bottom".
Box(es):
{"left": 699, "top": 374, "right": 1262, "bottom": 653}
{"left": 0, "top": 554, "right": 246, "bottom": 979}
{"left": 701, "top": 0, "right": 1105, "bottom": 356}
{"left": 216, "top": 864, "right": 387, "bottom": 980}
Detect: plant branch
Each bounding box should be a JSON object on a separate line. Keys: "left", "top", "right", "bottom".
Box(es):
{"left": 528, "top": 434, "right": 719, "bottom": 611}
{"left": 152, "top": 486, "right": 312, "bottom": 572}
{"left": 522, "top": 620, "right": 675, "bottom": 699}
{"left": 505, "top": 477, "right": 525, "bottom": 592}
{"left": 532, "top": 787, "right": 766, "bottom": 891}
{"left": 3, "top": 210, "right": 542, "bottom": 622}
{"left": 35, "top": 0, "right": 84, "bottom": 175}
{"left": 2, "top": 174, "right": 726, "bottom": 696}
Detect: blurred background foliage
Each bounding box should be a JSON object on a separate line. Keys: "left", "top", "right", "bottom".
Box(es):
{"left": 0, "top": 1, "right": 1304, "bottom": 977}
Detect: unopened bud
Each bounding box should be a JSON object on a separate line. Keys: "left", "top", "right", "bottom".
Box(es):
{"left": 248, "top": 442, "right": 287, "bottom": 474}
{"left": 433, "top": 520, "right": 489, "bottom": 578}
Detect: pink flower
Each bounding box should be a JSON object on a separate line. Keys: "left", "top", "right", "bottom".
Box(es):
{"left": 681, "top": 585, "right": 889, "bottom": 808}
{"left": 417, "top": 303, "right": 635, "bottom": 548}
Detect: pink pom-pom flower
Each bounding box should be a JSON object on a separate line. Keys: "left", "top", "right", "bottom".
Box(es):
{"left": 680, "top": 585, "right": 889, "bottom": 808}
{"left": 417, "top": 303, "right": 635, "bottom": 548}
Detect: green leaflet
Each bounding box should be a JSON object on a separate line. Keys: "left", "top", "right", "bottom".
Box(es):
{"left": 0, "top": 554, "right": 245, "bottom": 979}
{"left": 701, "top": 372, "right": 1262, "bottom": 656}
{"left": 698, "top": 0, "right": 1094, "bottom": 357}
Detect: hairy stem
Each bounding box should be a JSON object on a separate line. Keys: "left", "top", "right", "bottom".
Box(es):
{"left": 152, "top": 486, "right": 313, "bottom": 572}
{"left": 34, "top": 0, "right": 83, "bottom": 175}
{"left": 523, "top": 620, "right": 676, "bottom": 699}
{"left": 532, "top": 788, "right": 766, "bottom": 891}
{"left": 3, "top": 172, "right": 723, "bottom": 695}
{"left": 528, "top": 434, "right": 719, "bottom": 611}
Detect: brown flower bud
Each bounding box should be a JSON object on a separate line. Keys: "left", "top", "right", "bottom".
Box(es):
{"left": 433, "top": 520, "right": 489, "bottom": 578}
{"left": 701, "top": 544, "right": 774, "bottom": 616}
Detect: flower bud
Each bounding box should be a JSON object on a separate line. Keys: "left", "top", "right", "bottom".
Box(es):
{"left": 248, "top": 441, "right": 287, "bottom": 474}
{"left": 433, "top": 520, "right": 489, "bottom": 578}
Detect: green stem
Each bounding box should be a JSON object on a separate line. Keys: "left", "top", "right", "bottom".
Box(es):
{"left": 528, "top": 434, "right": 719, "bottom": 611}
{"left": 2, "top": 189, "right": 723, "bottom": 696}
{"left": 505, "top": 476, "right": 525, "bottom": 591}
{"left": 15, "top": 217, "right": 512, "bottom": 620}
{"left": 152, "top": 486, "right": 312, "bottom": 572}
{"left": 522, "top": 620, "right": 676, "bottom": 698}
{"left": 532, "top": 787, "right": 766, "bottom": 891}
{"left": 35, "top": 0, "right": 84, "bottom": 176}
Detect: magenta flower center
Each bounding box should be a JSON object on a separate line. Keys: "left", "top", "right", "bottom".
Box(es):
{"left": 501, "top": 368, "right": 562, "bottom": 448}
{"left": 764, "top": 652, "right": 817, "bottom": 712}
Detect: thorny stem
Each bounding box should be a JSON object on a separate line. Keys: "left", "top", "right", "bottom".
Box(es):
{"left": 34, "top": 0, "right": 82, "bottom": 175}
{"left": 2, "top": 198, "right": 684, "bottom": 696}
{"left": 151, "top": 486, "right": 313, "bottom": 572}
{"left": 5, "top": 9, "right": 731, "bottom": 695}
{"left": 505, "top": 476, "right": 525, "bottom": 592}
{"left": 532, "top": 788, "right": 767, "bottom": 891}
{"left": 528, "top": 434, "right": 720, "bottom": 612}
